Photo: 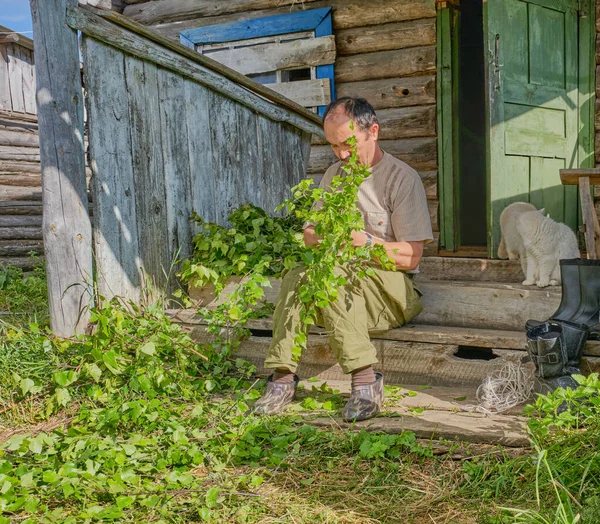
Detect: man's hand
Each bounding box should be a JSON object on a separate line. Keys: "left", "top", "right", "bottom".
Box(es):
{"left": 303, "top": 226, "right": 321, "bottom": 247}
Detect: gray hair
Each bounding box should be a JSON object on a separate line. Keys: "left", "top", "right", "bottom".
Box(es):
{"left": 323, "top": 97, "right": 378, "bottom": 132}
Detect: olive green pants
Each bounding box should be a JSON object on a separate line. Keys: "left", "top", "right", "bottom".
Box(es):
{"left": 264, "top": 264, "right": 423, "bottom": 374}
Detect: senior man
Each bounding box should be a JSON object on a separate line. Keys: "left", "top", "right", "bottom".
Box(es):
{"left": 254, "top": 97, "right": 434, "bottom": 421}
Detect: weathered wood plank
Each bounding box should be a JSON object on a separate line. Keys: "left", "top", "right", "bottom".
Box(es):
{"left": 18, "top": 46, "right": 37, "bottom": 115}
{"left": 0, "top": 145, "right": 40, "bottom": 161}
{"left": 265, "top": 79, "right": 330, "bottom": 108}
{"left": 209, "top": 92, "right": 243, "bottom": 226}
{"left": 184, "top": 79, "right": 216, "bottom": 226}
{"left": 0, "top": 240, "right": 43, "bottom": 256}
{"left": 579, "top": 176, "right": 600, "bottom": 259}
{"left": 0, "top": 256, "right": 43, "bottom": 269}
{"left": 205, "top": 35, "right": 335, "bottom": 76}
{"left": 31, "top": 0, "right": 93, "bottom": 336}
{"left": 83, "top": 37, "right": 141, "bottom": 302}
{"left": 560, "top": 168, "right": 600, "bottom": 185}
{"left": 419, "top": 257, "right": 523, "bottom": 283}
{"left": 0, "top": 185, "right": 42, "bottom": 200}
{"left": 0, "top": 174, "right": 42, "bottom": 186}
{"left": 131, "top": 0, "right": 436, "bottom": 31}
{"left": 0, "top": 226, "right": 43, "bottom": 240}
{"left": 0, "top": 215, "right": 42, "bottom": 227}
{"left": 124, "top": 56, "right": 170, "bottom": 295}
{"left": 6, "top": 44, "right": 25, "bottom": 113}
{"left": 157, "top": 67, "right": 194, "bottom": 289}
{"left": 308, "top": 137, "right": 437, "bottom": 173}
{"left": 280, "top": 124, "right": 311, "bottom": 212}
{"left": 377, "top": 105, "right": 436, "bottom": 140}
{"left": 336, "top": 46, "right": 436, "bottom": 83}
{"left": 0, "top": 109, "right": 38, "bottom": 124}
{"left": 0, "top": 45, "right": 12, "bottom": 110}
{"left": 67, "top": 6, "right": 324, "bottom": 136}
{"left": 336, "top": 76, "right": 436, "bottom": 110}
{"left": 336, "top": 18, "right": 436, "bottom": 56}
{"left": 187, "top": 276, "right": 561, "bottom": 332}
{"left": 0, "top": 201, "right": 43, "bottom": 215}
{"left": 0, "top": 129, "right": 39, "bottom": 147}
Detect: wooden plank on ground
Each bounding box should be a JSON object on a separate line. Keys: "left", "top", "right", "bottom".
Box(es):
{"left": 265, "top": 79, "right": 330, "bottom": 108}
{"left": 336, "top": 18, "right": 436, "bottom": 56}
{"left": 336, "top": 46, "right": 436, "bottom": 83}
{"left": 336, "top": 76, "right": 436, "bottom": 110}
{"left": 204, "top": 35, "right": 335, "bottom": 76}
{"left": 83, "top": 37, "right": 141, "bottom": 302}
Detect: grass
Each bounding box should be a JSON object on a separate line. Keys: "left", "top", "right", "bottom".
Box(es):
{"left": 0, "top": 263, "right": 599, "bottom": 523}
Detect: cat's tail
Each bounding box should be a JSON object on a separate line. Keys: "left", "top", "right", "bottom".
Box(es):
{"left": 498, "top": 236, "right": 508, "bottom": 259}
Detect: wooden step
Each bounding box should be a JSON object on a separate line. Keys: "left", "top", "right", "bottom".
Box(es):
{"left": 169, "top": 309, "right": 600, "bottom": 357}
{"left": 419, "top": 257, "right": 522, "bottom": 283}
{"left": 183, "top": 328, "right": 600, "bottom": 388}
{"left": 187, "top": 276, "right": 562, "bottom": 331}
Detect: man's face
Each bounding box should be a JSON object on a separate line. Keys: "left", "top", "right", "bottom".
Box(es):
{"left": 323, "top": 110, "right": 379, "bottom": 166}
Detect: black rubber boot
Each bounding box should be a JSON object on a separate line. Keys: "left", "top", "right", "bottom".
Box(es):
{"left": 526, "top": 321, "right": 588, "bottom": 395}
{"left": 568, "top": 260, "right": 600, "bottom": 339}
{"left": 525, "top": 259, "right": 582, "bottom": 332}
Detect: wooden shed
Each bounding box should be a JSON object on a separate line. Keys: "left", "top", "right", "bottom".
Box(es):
{"left": 0, "top": 26, "right": 42, "bottom": 270}
{"left": 117, "top": 0, "right": 599, "bottom": 259}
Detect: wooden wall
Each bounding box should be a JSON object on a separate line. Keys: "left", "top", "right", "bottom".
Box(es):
{"left": 0, "top": 33, "right": 43, "bottom": 270}
{"left": 67, "top": 6, "right": 316, "bottom": 302}
{"left": 121, "top": 0, "right": 440, "bottom": 255}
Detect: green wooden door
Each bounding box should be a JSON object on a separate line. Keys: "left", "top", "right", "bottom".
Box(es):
{"left": 485, "top": 0, "right": 580, "bottom": 257}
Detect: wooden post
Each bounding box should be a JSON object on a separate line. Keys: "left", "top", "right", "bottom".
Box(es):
{"left": 30, "top": 0, "right": 93, "bottom": 336}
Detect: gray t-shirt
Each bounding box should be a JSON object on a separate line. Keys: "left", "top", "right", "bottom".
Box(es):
{"left": 313, "top": 151, "right": 434, "bottom": 244}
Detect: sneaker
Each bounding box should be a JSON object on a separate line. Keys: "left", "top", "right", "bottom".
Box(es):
{"left": 253, "top": 374, "right": 299, "bottom": 415}
{"left": 341, "top": 372, "right": 384, "bottom": 422}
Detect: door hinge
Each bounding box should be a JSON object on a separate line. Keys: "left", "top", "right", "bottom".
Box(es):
{"left": 436, "top": 0, "right": 460, "bottom": 9}
{"left": 578, "top": 0, "right": 589, "bottom": 18}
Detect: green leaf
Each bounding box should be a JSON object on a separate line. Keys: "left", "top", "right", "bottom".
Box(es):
{"left": 140, "top": 341, "right": 156, "bottom": 356}
{"left": 20, "top": 378, "right": 35, "bottom": 396}
{"left": 205, "top": 487, "right": 222, "bottom": 508}
{"left": 116, "top": 495, "right": 135, "bottom": 509}
{"left": 102, "top": 351, "right": 121, "bottom": 375}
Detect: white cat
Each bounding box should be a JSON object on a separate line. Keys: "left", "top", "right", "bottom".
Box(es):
{"left": 498, "top": 202, "right": 580, "bottom": 287}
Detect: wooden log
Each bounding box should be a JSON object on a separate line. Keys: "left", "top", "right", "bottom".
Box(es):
{"left": 336, "top": 18, "right": 436, "bottom": 56}
{"left": 0, "top": 215, "right": 42, "bottom": 227}
{"left": 31, "top": 0, "right": 93, "bottom": 336}
{"left": 0, "top": 160, "right": 41, "bottom": 174}
{"left": 0, "top": 145, "right": 40, "bottom": 162}
{"left": 423, "top": 231, "right": 439, "bottom": 256}
{"left": 0, "top": 109, "right": 39, "bottom": 123}
{"left": 0, "top": 185, "right": 42, "bottom": 200}
{"left": 0, "top": 226, "right": 43, "bottom": 240}
{"left": 266, "top": 79, "right": 330, "bottom": 108}
{"left": 204, "top": 35, "right": 336, "bottom": 76}
{"left": 308, "top": 137, "right": 437, "bottom": 173}
{"left": 0, "top": 129, "right": 39, "bottom": 147}
{"left": 0, "top": 256, "right": 43, "bottom": 269}
{"left": 336, "top": 46, "right": 436, "bottom": 83}
{"left": 377, "top": 105, "right": 436, "bottom": 140}
{"left": 0, "top": 201, "right": 43, "bottom": 215}
{"left": 336, "top": 75, "right": 436, "bottom": 110}
{"left": 0, "top": 240, "right": 43, "bottom": 256}
{"left": 0, "top": 174, "right": 42, "bottom": 187}
{"left": 67, "top": 6, "right": 324, "bottom": 137}
{"left": 128, "top": 0, "right": 436, "bottom": 30}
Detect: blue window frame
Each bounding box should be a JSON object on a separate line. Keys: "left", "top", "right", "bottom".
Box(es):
{"left": 180, "top": 8, "right": 335, "bottom": 116}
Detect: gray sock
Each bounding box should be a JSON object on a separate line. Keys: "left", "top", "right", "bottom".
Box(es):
{"left": 351, "top": 366, "right": 376, "bottom": 387}
{"left": 273, "top": 368, "right": 295, "bottom": 384}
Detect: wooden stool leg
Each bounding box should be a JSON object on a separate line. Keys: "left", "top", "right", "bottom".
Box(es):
{"left": 579, "top": 176, "right": 600, "bottom": 259}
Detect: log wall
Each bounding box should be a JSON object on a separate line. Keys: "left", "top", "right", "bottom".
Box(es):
{"left": 0, "top": 30, "right": 43, "bottom": 270}
{"left": 121, "top": 0, "right": 440, "bottom": 254}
